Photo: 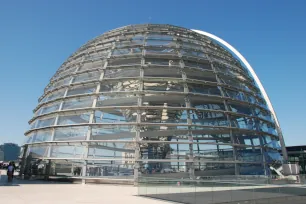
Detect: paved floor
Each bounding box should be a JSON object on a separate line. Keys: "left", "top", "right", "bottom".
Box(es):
{"left": 140, "top": 185, "right": 306, "bottom": 204}
{"left": 2, "top": 170, "right": 306, "bottom": 204}
{"left": 0, "top": 170, "right": 170, "bottom": 204}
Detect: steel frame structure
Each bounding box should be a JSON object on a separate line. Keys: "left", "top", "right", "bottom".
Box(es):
{"left": 21, "top": 24, "right": 285, "bottom": 183}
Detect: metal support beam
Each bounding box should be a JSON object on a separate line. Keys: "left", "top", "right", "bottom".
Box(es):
{"left": 192, "top": 29, "right": 288, "bottom": 161}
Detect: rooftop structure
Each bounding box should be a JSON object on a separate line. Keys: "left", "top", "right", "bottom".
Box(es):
{"left": 21, "top": 24, "right": 286, "bottom": 182}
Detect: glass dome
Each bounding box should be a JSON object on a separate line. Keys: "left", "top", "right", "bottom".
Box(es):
{"left": 20, "top": 24, "right": 285, "bottom": 181}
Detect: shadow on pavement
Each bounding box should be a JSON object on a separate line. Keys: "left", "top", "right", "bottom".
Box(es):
{"left": 142, "top": 186, "right": 306, "bottom": 204}
{"left": 0, "top": 173, "right": 72, "bottom": 186}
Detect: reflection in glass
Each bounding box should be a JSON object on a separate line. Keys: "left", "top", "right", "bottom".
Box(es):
{"left": 143, "top": 80, "right": 184, "bottom": 92}
{"left": 100, "top": 80, "right": 139, "bottom": 92}
{"left": 57, "top": 113, "right": 91, "bottom": 125}
{"left": 54, "top": 126, "right": 88, "bottom": 141}
{"left": 94, "top": 109, "right": 137, "bottom": 123}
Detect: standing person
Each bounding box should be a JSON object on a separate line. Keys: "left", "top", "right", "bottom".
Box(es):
{"left": 7, "top": 162, "right": 14, "bottom": 182}
{"left": 11, "top": 161, "right": 16, "bottom": 178}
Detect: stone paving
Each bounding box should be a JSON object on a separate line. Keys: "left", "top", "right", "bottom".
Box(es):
{"left": 0, "top": 170, "right": 169, "bottom": 204}
{"left": 2, "top": 170, "right": 306, "bottom": 204}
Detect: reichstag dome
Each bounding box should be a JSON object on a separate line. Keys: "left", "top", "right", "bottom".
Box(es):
{"left": 20, "top": 24, "right": 287, "bottom": 182}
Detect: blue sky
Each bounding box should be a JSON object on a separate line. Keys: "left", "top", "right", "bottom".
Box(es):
{"left": 0, "top": 0, "right": 305, "bottom": 146}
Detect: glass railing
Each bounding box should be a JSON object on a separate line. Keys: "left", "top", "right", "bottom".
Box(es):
{"left": 138, "top": 175, "right": 306, "bottom": 204}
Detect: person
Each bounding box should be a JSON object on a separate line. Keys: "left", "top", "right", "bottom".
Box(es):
{"left": 11, "top": 161, "right": 16, "bottom": 178}
{"left": 7, "top": 162, "right": 15, "bottom": 182}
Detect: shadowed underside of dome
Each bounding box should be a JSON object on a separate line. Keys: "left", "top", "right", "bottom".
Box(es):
{"left": 20, "top": 24, "right": 285, "bottom": 182}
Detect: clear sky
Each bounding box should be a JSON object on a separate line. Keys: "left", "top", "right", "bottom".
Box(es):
{"left": 0, "top": 0, "right": 305, "bottom": 146}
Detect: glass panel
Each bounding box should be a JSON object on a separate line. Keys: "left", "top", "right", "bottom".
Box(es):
{"left": 67, "top": 85, "right": 97, "bottom": 96}
{"left": 86, "top": 50, "right": 108, "bottom": 61}
{"left": 139, "top": 163, "right": 189, "bottom": 177}
{"left": 47, "top": 77, "right": 70, "bottom": 91}
{"left": 96, "top": 42, "right": 112, "bottom": 49}
{"left": 41, "top": 89, "right": 65, "bottom": 103}
{"left": 145, "top": 58, "right": 180, "bottom": 66}
{"left": 189, "top": 97, "right": 225, "bottom": 110}
{"left": 196, "top": 163, "right": 235, "bottom": 175}
{"left": 97, "top": 94, "right": 138, "bottom": 107}
{"left": 181, "top": 41, "right": 202, "bottom": 50}
{"left": 140, "top": 139, "right": 189, "bottom": 162}
{"left": 184, "top": 60, "right": 212, "bottom": 70}
{"left": 108, "top": 58, "right": 141, "bottom": 66}
{"left": 188, "top": 83, "right": 221, "bottom": 95}
{"left": 223, "top": 88, "right": 247, "bottom": 102}
{"left": 142, "top": 94, "right": 186, "bottom": 107}
{"left": 54, "top": 77, "right": 70, "bottom": 87}
{"left": 115, "top": 40, "right": 134, "bottom": 48}
{"left": 193, "top": 144, "right": 234, "bottom": 161}
{"left": 104, "top": 68, "right": 140, "bottom": 78}
{"left": 230, "top": 115, "right": 257, "bottom": 130}
{"left": 140, "top": 109, "right": 188, "bottom": 124}
{"left": 193, "top": 133, "right": 231, "bottom": 143}
{"left": 184, "top": 68, "right": 216, "bottom": 82}
{"left": 49, "top": 160, "right": 76, "bottom": 177}
{"left": 236, "top": 147, "right": 263, "bottom": 162}
{"left": 190, "top": 110, "right": 228, "bottom": 126}
{"left": 32, "top": 130, "right": 52, "bottom": 143}
{"left": 146, "top": 39, "right": 175, "bottom": 46}
{"left": 256, "top": 97, "right": 268, "bottom": 109}
{"left": 143, "top": 80, "right": 184, "bottom": 92}
{"left": 180, "top": 37, "right": 204, "bottom": 45}
{"left": 51, "top": 145, "right": 84, "bottom": 158}
{"left": 85, "top": 161, "right": 134, "bottom": 177}
{"left": 246, "top": 93, "right": 257, "bottom": 104}
{"left": 259, "top": 121, "right": 277, "bottom": 135}
{"left": 227, "top": 103, "right": 253, "bottom": 116}
{"left": 254, "top": 108, "right": 273, "bottom": 122}
{"left": 30, "top": 121, "right": 37, "bottom": 129}
{"left": 116, "top": 36, "right": 144, "bottom": 46}
{"left": 214, "top": 62, "right": 250, "bottom": 81}
{"left": 143, "top": 67, "right": 182, "bottom": 78}
{"left": 238, "top": 163, "right": 265, "bottom": 175}
{"left": 94, "top": 109, "right": 137, "bottom": 123}
{"left": 28, "top": 146, "right": 49, "bottom": 158}
{"left": 36, "top": 117, "right": 56, "bottom": 128}
{"left": 73, "top": 71, "right": 100, "bottom": 83}
{"left": 54, "top": 67, "right": 77, "bottom": 79}
{"left": 219, "top": 75, "right": 246, "bottom": 91}
{"left": 146, "top": 47, "right": 177, "bottom": 55}
{"left": 57, "top": 113, "right": 91, "bottom": 125}
{"left": 265, "top": 149, "right": 282, "bottom": 163}
{"left": 181, "top": 49, "right": 206, "bottom": 58}
{"left": 91, "top": 125, "right": 136, "bottom": 140}
{"left": 88, "top": 142, "right": 135, "bottom": 159}
{"left": 131, "top": 35, "right": 144, "bottom": 44}
{"left": 211, "top": 56, "right": 234, "bottom": 68}
{"left": 112, "top": 48, "right": 142, "bottom": 56}
{"left": 62, "top": 97, "right": 94, "bottom": 110}
{"left": 24, "top": 135, "right": 33, "bottom": 144}
{"left": 100, "top": 80, "right": 140, "bottom": 92}
{"left": 147, "top": 34, "right": 173, "bottom": 41}
{"left": 79, "top": 60, "right": 105, "bottom": 71}
{"left": 265, "top": 138, "right": 281, "bottom": 149}
{"left": 37, "top": 102, "right": 61, "bottom": 115}
{"left": 233, "top": 132, "right": 256, "bottom": 145}
{"left": 54, "top": 126, "right": 88, "bottom": 141}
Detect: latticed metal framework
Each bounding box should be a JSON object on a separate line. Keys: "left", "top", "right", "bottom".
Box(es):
{"left": 21, "top": 24, "right": 285, "bottom": 181}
